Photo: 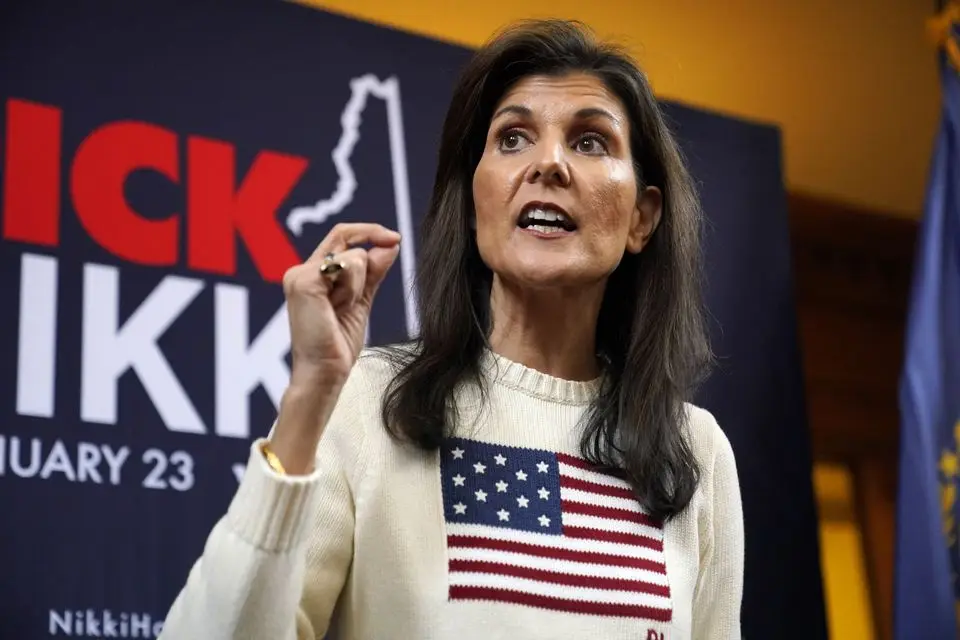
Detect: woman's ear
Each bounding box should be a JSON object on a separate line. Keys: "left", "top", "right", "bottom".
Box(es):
{"left": 626, "top": 186, "right": 662, "bottom": 254}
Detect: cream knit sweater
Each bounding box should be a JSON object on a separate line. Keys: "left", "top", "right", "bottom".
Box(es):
{"left": 159, "top": 349, "right": 744, "bottom": 640}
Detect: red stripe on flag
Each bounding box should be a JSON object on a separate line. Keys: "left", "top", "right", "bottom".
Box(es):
{"left": 563, "top": 526, "right": 664, "bottom": 551}
{"left": 449, "top": 586, "right": 673, "bottom": 621}
{"left": 447, "top": 535, "right": 667, "bottom": 574}
{"left": 448, "top": 559, "right": 671, "bottom": 596}
{"left": 555, "top": 453, "right": 598, "bottom": 470}
{"left": 560, "top": 476, "right": 636, "bottom": 500}
{"left": 555, "top": 453, "right": 629, "bottom": 480}
{"left": 562, "top": 500, "right": 662, "bottom": 529}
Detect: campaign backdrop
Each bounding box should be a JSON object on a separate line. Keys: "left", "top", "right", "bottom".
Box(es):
{"left": 0, "top": 1, "right": 825, "bottom": 638}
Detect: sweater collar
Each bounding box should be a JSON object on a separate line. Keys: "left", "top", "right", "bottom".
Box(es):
{"left": 479, "top": 349, "right": 603, "bottom": 405}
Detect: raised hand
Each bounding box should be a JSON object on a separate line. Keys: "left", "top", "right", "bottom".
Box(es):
{"left": 270, "top": 223, "right": 401, "bottom": 474}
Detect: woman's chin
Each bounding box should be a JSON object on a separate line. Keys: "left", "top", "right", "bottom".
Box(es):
{"left": 497, "top": 261, "right": 605, "bottom": 291}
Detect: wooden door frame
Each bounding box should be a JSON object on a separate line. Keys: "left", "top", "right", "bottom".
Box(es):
{"left": 787, "top": 191, "right": 917, "bottom": 640}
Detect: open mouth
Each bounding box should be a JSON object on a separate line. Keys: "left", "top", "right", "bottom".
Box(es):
{"left": 517, "top": 203, "right": 577, "bottom": 234}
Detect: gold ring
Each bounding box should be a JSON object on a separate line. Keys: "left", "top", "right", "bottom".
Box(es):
{"left": 319, "top": 253, "right": 347, "bottom": 283}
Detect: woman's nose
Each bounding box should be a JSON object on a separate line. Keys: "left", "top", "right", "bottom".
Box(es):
{"left": 524, "top": 140, "right": 571, "bottom": 187}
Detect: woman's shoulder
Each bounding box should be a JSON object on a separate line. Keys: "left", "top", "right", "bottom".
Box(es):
{"left": 681, "top": 402, "right": 737, "bottom": 474}
{"left": 337, "top": 341, "right": 418, "bottom": 400}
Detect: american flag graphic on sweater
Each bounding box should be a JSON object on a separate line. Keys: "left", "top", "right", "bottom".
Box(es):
{"left": 440, "top": 437, "right": 672, "bottom": 621}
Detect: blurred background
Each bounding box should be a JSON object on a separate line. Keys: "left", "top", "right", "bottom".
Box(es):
{"left": 1, "top": 1, "right": 954, "bottom": 639}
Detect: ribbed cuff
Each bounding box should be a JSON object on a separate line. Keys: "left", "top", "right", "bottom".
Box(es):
{"left": 225, "top": 438, "right": 321, "bottom": 553}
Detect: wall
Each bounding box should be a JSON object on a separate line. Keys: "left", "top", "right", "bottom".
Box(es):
{"left": 295, "top": 0, "right": 940, "bottom": 219}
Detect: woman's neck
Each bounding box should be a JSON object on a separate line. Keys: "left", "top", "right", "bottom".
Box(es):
{"left": 486, "top": 276, "right": 605, "bottom": 382}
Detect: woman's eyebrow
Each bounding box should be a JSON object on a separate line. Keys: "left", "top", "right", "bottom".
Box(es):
{"left": 490, "top": 105, "right": 621, "bottom": 127}
{"left": 573, "top": 107, "right": 621, "bottom": 126}
{"left": 491, "top": 104, "right": 532, "bottom": 121}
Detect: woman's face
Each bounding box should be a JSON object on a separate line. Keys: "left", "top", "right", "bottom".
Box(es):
{"left": 472, "top": 72, "right": 661, "bottom": 292}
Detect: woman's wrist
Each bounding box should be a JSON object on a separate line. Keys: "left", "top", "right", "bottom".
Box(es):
{"left": 268, "top": 381, "right": 344, "bottom": 475}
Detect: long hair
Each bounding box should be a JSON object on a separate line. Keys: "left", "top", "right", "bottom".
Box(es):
{"left": 377, "top": 19, "right": 713, "bottom": 522}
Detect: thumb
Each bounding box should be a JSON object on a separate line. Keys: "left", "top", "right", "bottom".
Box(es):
{"left": 363, "top": 243, "right": 401, "bottom": 301}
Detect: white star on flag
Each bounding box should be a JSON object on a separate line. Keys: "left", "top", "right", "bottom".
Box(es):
{"left": 538, "top": 487, "right": 550, "bottom": 500}
{"left": 452, "top": 447, "right": 465, "bottom": 459}
{"left": 495, "top": 480, "right": 509, "bottom": 493}
{"left": 536, "top": 461, "right": 549, "bottom": 473}
{"left": 516, "top": 469, "right": 528, "bottom": 481}
{"left": 474, "top": 462, "right": 486, "bottom": 474}
{"left": 497, "top": 509, "right": 510, "bottom": 522}
{"left": 517, "top": 495, "right": 529, "bottom": 508}
{"left": 453, "top": 502, "right": 467, "bottom": 515}
{"left": 494, "top": 454, "right": 507, "bottom": 465}
{"left": 475, "top": 489, "right": 487, "bottom": 502}
{"left": 452, "top": 474, "right": 465, "bottom": 487}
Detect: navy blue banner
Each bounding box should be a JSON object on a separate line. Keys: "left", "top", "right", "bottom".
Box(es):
{"left": 669, "top": 104, "right": 827, "bottom": 638}
{"left": 0, "top": 1, "right": 824, "bottom": 638}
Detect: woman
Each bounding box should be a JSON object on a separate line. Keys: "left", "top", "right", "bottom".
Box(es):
{"left": 160, "top": 18, "right": 743, "bottom": 640}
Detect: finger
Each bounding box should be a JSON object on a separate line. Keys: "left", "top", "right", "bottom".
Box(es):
{"left": 325, "top": 247, "right": 369, "bottom": 309}
{"left": 361, "top": 244, "right": 401, "bottom": 303}
{"left": 308, "top": 223, "right": 401, "bottom": 263}
{"left": 282, "top": 262, "right": 320, "bottom": 300}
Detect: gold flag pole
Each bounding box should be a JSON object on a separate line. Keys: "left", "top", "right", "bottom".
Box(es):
{"left": 928, "top": 1, "right": 960, "bottom": 71}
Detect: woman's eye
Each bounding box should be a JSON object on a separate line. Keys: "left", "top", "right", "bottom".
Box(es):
{"left": 498, "top": 130, "right": 529, "bottom": 152}
{"left": 575, "top": 134, "right": 607, "bottom": 155}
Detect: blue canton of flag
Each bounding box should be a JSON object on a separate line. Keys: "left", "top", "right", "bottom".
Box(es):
{"left": 441, "top": 437, "right": 564, "bottom": 535}
{"left": 894, "top": 31, "right": 960, "bottom": 639}
{"left": 439, "top": 437, "right": 673, "bottom": 621}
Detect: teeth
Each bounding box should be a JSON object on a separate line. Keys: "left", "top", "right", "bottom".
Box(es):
{"left": 526, "top": 207, "right": 567, "bottom": 223}
{"left": 528, "top": 224, "right": 565, "bottom": 234}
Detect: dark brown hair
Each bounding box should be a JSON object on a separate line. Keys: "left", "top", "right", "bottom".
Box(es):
{"left": 377, "top": 19, "right": 712, "bottom": 521}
